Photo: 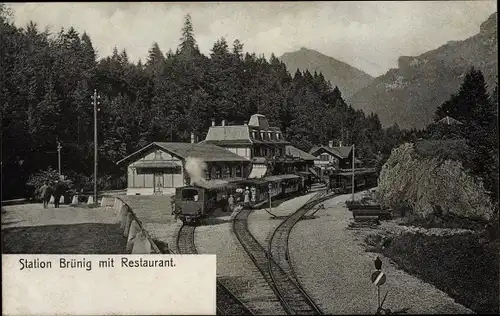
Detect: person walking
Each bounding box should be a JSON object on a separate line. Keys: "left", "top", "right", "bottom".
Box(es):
{"left": 52, "top": 180, "right": 65, "bottom": 208}
{"left": 39, "top": 181, "right": 52, "bottom": 209}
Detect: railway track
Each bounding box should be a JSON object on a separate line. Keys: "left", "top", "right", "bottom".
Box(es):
{"left": 268, "top": 190, "right": 336, "bottom": 314}
{"left": 233, "top": 192, "right": 329, "bottom": 315}
{"left": 175, "top": 224, "right": 254, "bottom": 315}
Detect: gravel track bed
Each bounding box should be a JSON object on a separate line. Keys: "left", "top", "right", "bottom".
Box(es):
{"left": 195, "top": 209, "right": 286, "bottom": 315}
{"left": 247, "top": 192, "right": 317, "bottom": 248}
{"left": 288, "top": 191, "right": 474, "bottom": 315}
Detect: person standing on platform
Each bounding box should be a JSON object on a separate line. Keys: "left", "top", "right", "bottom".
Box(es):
{"left": 39, "top": 181, "right": 52, "bottom": 209}
{"left": 228, "top": 194, "right": 234, "bottom": 212}
{"left": 244, "top": 187, "right": 250, "bottom": 208}
{"left": 52, "top": 180, "right": 65, "bottom": 208}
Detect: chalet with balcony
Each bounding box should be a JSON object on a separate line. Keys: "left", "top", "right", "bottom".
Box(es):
{"left": 309, "top": 140, "right": 363, "bottom": 179}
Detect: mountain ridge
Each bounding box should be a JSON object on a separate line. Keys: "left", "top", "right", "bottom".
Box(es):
{"left": 279, "top": 47, "right": 374, "bottom": 99}
{"left": 347, "top": 12, "right": 498, "bottom": 130}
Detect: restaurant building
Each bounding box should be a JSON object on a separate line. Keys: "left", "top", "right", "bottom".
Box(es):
{"left": 201, "top": 114, "right": 316, "bottom": 178}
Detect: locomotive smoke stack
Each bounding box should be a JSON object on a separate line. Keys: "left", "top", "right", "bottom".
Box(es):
{"left": 184, "top": 157, "right": 207, "bottom": 186}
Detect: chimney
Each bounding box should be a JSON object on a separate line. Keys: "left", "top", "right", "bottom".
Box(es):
{"left": 339, "top": 140, "right": 343, "bottom": 147}
{"left": 328, "top": 140, "right": 334, "bottom": 148}
{"left": 211, "top": 118, "right": 215, "bottom": 126}
{"left": 191, "top": 132, "right": 195, "bottom": 144}
{"left": 222, "top": 119, "right": 226, "bottom": 127}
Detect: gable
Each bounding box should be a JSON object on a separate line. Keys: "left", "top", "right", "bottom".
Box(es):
{"left": 310, "top": 146, "right": 352, "bottom": 160}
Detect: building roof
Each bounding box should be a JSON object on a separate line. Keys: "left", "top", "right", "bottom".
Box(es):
{"left": 203, "top": 114, "right": 290, "bottom": 146}
{"left": 333, "top": 168, "right": 377, "bottom": 177}
{"left": 204, "top": 126, "right": 251, "bottom": 142}
{"left": 264, "top": 174, "right": 301, "bottom": 182}
{"left": 116, "top": 142, "right": 250, "bottom": 165}
{"left": 248, "top": 114, "right": 269, "bottom": 129}
{"left": 437, "top": 116, "right": 463, "bottom": 125}
{"left": 195, "top": 179, "right": 240, "bottom": 190}
{"left": 132, "top": 161, "right": 180, "bottom": 169}
{"left": 285, "top": 145, "right": 317, "bottom": 161}
{"left": 309, "top": 145, "right": 353, "bottom": 159}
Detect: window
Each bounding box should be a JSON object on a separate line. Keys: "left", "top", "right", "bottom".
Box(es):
{"left": 268, "top": 132, "right": 273, "bottom": 140}
{"left": 215, "top": 166, "right": 222, "bottom": 179}
{"left": 225, "top": 166, "right": 232, "bottom": 178}
{"left": 260, "top": 132, "right": 265, "bottom": 140}
{"left": 276, "top": 133, "right": 280, "bottom": 140}
{"left": 205, "top": 170, "right": 210, "bottom": 180}
{"left": 236, "top": 166, "right": 242, "bottom": 177}
{"left": 182, "top": 188, "right": 200, "bottom": 201}
{"left": 154, "top": 151, "right": 162, "bottom": 159}
{"left": 251, "top": 131, "right": 257, "bottom": 139}
{"left": 321, "top": 154, "right": 329, "bottom": 161}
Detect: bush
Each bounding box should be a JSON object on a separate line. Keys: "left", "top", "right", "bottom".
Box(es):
{"left": 379, "top": 232, "right": 499, "bottom": 313}
{"left": 26, "top": 167, "right": 75, "bottom": 198}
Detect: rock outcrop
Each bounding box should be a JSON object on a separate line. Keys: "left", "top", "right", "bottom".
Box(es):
{"left": 377, "top": 142, "right": 494, "bottom": 222}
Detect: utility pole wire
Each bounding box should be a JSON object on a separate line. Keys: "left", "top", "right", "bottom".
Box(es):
{"left": 92, "top": 89, "right": 100, "bottom": 204}
{"left": 57, "top": 141, "right": 62, "bottom": 176}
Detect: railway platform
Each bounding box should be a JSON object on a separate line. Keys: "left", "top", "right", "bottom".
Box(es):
{"left": 1, "top": 203, "right": 126, "bottom": 254}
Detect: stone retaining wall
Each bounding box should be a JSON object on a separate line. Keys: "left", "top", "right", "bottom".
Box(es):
{"left": 112, "top": 197, "right": 162, "bottom": 254}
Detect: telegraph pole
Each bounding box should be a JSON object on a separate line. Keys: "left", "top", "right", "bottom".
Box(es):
{"left": 57, "top": 141, "right": 62, "bottom": 176}
{"left": 92, "top": 89, "right": 100, "bottom": 204}
{"left": 352, "top": 144, "right": 355, "bottom": 201}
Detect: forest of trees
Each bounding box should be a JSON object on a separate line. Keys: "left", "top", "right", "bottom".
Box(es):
{"left": 0, "top": 8, "right": 431, "bottom": 199}
{"left": 430, "top": 68, "right": 499, "bottom": 203}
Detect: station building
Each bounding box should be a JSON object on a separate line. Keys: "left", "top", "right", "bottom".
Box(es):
{"left": 116, "top": 142, "right": 251, "bottom": 195}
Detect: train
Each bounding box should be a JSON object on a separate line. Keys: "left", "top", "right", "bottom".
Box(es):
{"left": 172, "top": 173, "right": 312, "bottom": 225}
{"left": 328, "top": 168, "right": 378, "bottom": 194}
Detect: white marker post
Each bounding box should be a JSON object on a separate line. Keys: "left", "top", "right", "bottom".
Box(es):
{"left": 372, "top": 257, "right": 387, "bottom": 311}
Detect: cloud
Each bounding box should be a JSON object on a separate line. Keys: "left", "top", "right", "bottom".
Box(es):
{"left": 8, "top": 1, "right": 497, "bottom": 76}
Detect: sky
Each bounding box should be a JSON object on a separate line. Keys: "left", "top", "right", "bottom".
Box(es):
{"left": 7, "top": 1, "right": 497, "bottom": 77}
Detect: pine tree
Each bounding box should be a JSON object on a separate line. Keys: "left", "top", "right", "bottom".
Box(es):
{"left": 435, "top": 67, "right": 490, "bottom": 123}
{"left": 178, "top": 14, "right": 199, "bottom": 58}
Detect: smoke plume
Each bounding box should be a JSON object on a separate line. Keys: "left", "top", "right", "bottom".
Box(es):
{"left": 184, "top": 157, "right": 207, "bottom": 186}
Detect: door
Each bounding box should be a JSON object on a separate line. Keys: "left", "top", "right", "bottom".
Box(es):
{"left": 154, "top": 173, "right": 164, "bottom": 194}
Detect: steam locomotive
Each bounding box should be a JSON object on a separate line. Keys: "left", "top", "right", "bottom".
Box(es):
{"left": 172, "top": 173, "right": 311, "bottom": 225}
